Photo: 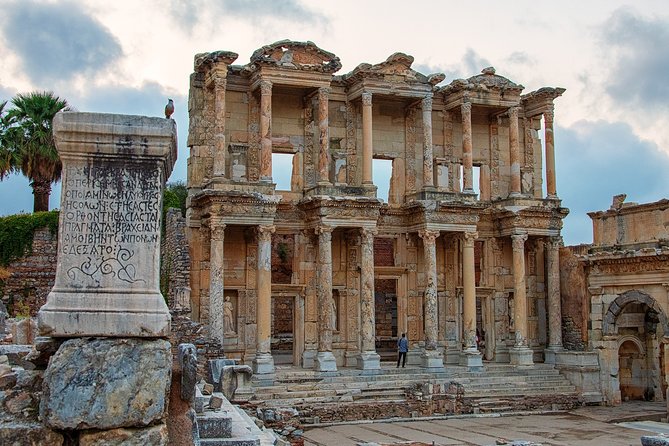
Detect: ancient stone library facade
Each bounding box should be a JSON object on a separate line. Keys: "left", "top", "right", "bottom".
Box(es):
{"left": 186, "top": 40, "right": 568, "bottom": 374}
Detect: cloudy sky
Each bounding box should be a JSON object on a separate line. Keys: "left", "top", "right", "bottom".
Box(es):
{"left": 1, "top": 0, "right": 668, "bottom": 245}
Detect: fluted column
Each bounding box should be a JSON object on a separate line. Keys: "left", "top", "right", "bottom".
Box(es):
{"left": 315, "top": 225, "right": 337, "bottom": 371}
{"left": 544, "top": 236, "right": 563, "bottom": 363}
{"left": 362, "top": 91, "right": 373, "bottom": 185}
{"left": 461, "top": 102, "right": 473, "bottom": 192}
{"left": 419, "top": 229, "right": 443, "bottom": 368}
{"left": 422, "top": 94, "right": 434, "bottom": 189}
{"left": 213, "top": 76, "right": 228, "bottom": 178}
{"left": 209, "top": 219, "right": 226, "bottom": 345}
{"left": 509, "top": 106, "right": 522, "bottom": 196}
{"left": 460, "top": 231, "right": 482, "bottom": 368}
{"left": 317, "top": 87, "right": 331, "bottom": 184}
{"left": 259, "top": 80, "right": 273, "bottom": 182}
{"left": 510, "top": 232, "right": 533, "bottom": 365}
{"left": 357, "top": 227, "right": 380, "bottom": 369}
{"left": 544, "top": 107, "right": 557, "bottom": 198}
{"left": 253, "top": 224, "right": 275, "bottom": 374}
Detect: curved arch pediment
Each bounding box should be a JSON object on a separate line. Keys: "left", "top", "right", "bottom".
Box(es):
{"left": 602, "top": 289, "right": 669, "bottom": 336}
{"left": 248, "top": 40, "right": 341, "bottom": 73}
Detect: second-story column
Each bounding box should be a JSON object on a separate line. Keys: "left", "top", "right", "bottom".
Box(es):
{"left": 419, "top": 229, "right": 443, "bottom": 368}
{"left": 209, "top": 219, "right": 226, "bottom": 345}
{"left": 213, "top": 75, "right": 228, "bottom": 178}
{"left": 510, "top": 232, "right": 533, "bottom": 365}
{"left": 253, "top": 224, "right": 275, "bottom": 374}
{"left": 357, "top": 227, "right": 380, "bottom": 370}
{"left": 544, "top": 236, "right": 563, "bottom": 363}
{"left": 461, "top": 231, "right": 482, "bottom": 368}
{"left": 544, "top": 107, "right": 557, "bottom": 198}
{"left": 461, "top": 101, "right": 474, "bottom": 193}
{"left": 509, "top": 106, "right": 522, "bottom": 196}
{"left": 422, "top": 94, "right": 434, "bottom": 189}
{"left": 362, "top": 91, "right": 373, "bottom": 185}
{"left": 318, "top": 87, "right": 331, "bottom": 185}
{"left": 315, "top": 225, "right": 337, "bottom": 371}
{"left": 259, "top": 80, "right": 273, "bottom": 183}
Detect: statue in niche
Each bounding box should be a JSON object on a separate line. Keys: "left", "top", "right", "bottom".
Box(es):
{"left": 508, "top": 297, "right": 515, "bottom": 331}
{"left": 329, "top": 296, "right": 337, "bottom": 331}
{"left": 335, "top": 159, "right": 347, "bottom": 184}
{"left": 231, "top": 158, "right": 246, "bottom": 182}
{"left": 224, "top": 295, "right": 236, "bottom": 335}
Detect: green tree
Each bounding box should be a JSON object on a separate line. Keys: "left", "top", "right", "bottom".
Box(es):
{"left": 163, "top": 181, "right": 188, "bottom": 217}
{"left": 0, "top": 92, "right": 69, "bottom": 212}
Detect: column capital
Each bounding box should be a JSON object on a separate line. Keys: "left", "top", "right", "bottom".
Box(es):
{"left": 360, "top": 227, "right": 378, "bottom": 244}
{"left": 212, "top": 75, "right": 227, "bottom": 90}
{"left": 318, "top": 86, "right": 331, "bottom": 97}
{"left": 508, "top": 106, "right": 520, "bottom": 120}
{"left": 418, "top": 229, "right": 440, "bottom": 245}
{"left": 461, "top": 101, "right": 472, "bottom": 115}
{"left": 547, "top": 235, "right": 562, "bottom": 250}
{"left": 544, "top": 107, "right": 555, "bottom": 125}
{"left": 315, "top": 225, "right": 334, "bottom": 236}
{"left": 259, "top": 80, "right": 273, "bottom": 95}
{"left": 422, "top": 94, "right": 433, "bottom": 110}
{"left": 210, "top": 219, "right": 226, "bottom": 241}
{"left": 463, "top": 231, "right": 478, "bottom": 247}
{"left": 257, "top": 224, "right": 275, "bottom": 242}
{"left": 362, "top": 91, "right": 373, "bottom": 106}
{"left": 511, "top": 232, "right": 528, "bottom": 251}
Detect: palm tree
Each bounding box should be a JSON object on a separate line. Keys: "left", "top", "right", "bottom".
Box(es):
{"left": 0, "top": 92, "right": 69, "bottom": 212}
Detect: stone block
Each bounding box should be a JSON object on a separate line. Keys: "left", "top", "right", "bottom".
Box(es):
{"left": 179, "top": 343, "right": 197, "bottom": 402}
{"left": 41, "top": 338, "right": 171, "bottom": 430}
{"left": 38, "top": 112, "right": 176, "bottom": 338}
{"left": 78, "top": 423, "right": 169, "bottom": 446}
{"left": 208, "top": 358, "right": 237, "bottom": 391}
{"left": 0, "top": 422, "right": 64, "bottom": 446}
{"left": 641, "top": 436, "right": 669, "bottom": 446}
{"left": 209, "top": 394, "right": 224, "bottom": 409}
{"left": 198, "top": 411, "right": 232, "bottom": 438}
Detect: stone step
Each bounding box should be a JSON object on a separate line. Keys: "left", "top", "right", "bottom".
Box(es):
{"left": 466, "top": 387, "right": 577, "bottom": 398}
{"left": 200, "top": 439, "right": 259, "bottom": 446}
{"left": 197, "top": 412, "right": 232, "bottom": 439}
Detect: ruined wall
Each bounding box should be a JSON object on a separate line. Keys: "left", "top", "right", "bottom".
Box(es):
{"left": 559, "top": 246, "right": 588, "bottom": 350}
{"left": 161, "top": 208, "right": 191, "bottom": 308}
{"left": 1, "top": 228, "right": 57, "bottom": 317}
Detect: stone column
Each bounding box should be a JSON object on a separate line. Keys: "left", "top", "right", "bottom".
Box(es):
{"left": 253, "top": 225, "right": 275, "bottom": 375}
{"left": 419, "top": 229, "right": 443, "bottom": 368}
{"left": 357, "top": 227, "right": 380, "bottom": 370}
{"left": 510, "top": 232, "right": 533, "bottom": 365}
{"left": 544, "top": 107, "right": 557, "bottom": 198}
{"left": 461, "top": 231, "right": 482, "bottom": 368}
{"left": 317, "top": 87, "right": 331, "bottom": 185}
{"left": 315, "top": 225, "right": 337, "bottom": 371}
{"left": 422, "top": 94, "right": 434, "bottom": 189}
{"left": 461, "top": 101, "right": 474, "bottom": 193}
{"left": 544, "top": 236, "right": 563, "bottom": 363}
{"left": 212, "top": 76, "right": 227, "bottom": 178}
{"left": 209, "top": 219, "right": 226, "bottom": 346}
{"left": 362, "top": 91, "right": 373, "bottom": 185}
{"left": 509, "top": 106, "right": 522, "bottom": 196}
{"left": 259, "top": 80, "right": 273, "bottom": 183}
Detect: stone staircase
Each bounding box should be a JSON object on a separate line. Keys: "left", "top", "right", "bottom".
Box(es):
{"left": 248, "top": 363, "right": 581, "bottom": 424}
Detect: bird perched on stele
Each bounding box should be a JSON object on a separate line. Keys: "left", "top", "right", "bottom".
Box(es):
{"left": 165, "top": 98, "right": 174, "bottom": 119}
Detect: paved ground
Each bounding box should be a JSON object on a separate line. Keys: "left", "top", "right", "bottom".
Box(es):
{"left": 302, "top": 402, "right": 668, "bottom": 446}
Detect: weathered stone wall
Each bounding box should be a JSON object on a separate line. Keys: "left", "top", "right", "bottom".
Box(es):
{"left": 170, "top": 310, "right": 226, "bottom": 378}
{"left": 1, "top": 227, "right": 57, "bottom": 317}
{"left": 559, "top": 246, "right": 588, "bottom": 350}
{"left": 162, "top": 208, "right": 191, "bottom": 308}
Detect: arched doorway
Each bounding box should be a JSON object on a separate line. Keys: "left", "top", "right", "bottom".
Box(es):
{"left": 618, "top": 339, "right": 646, "bottom": 401}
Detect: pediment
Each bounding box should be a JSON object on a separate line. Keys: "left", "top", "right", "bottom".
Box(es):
{"left": 441, "top": 67, "right": 524, "bottom": 95}
{"left": 248, "top": 40, "right": 341, "bottom": 73}
{"left": 344, "top": 53, "right": 443, "bottom": 86}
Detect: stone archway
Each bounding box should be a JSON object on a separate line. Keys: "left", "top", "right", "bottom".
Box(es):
{"left": 602, "top": 290, "right": 669, "bottom": 336}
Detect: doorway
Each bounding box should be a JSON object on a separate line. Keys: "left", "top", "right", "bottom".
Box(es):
{"left": 271, "top": 296, "right": 294, "bottom": 365}
{"left": 375, "top": 278, "right": 398, "bottom": 360}
{"left": 619, "top": 339, "right": 646, "bottom": 401}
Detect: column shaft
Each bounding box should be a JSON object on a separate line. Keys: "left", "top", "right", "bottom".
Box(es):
{"left": 318, "top": 87, "right": 330, "bottom": 184}
{"left": 213, "top": 77, "right": 227, "bottom": 177}
{"left": 259, "top": 80, "right": 272, "bottom": 182}
{"left": 362, "top": 92, "right": 373, "bottom": 185}
{"left": 360, "top": 228, "right": 376, "bottom": 352}
{"left": 544, "top": 108, "right": 557, "bottom": 197}
{"left": 256, "top": 225, "right": 275, "bottom": 355}
{"left": 419, "top": 230, "right": 439, "bottom": 349}
{"left": 422, "top": 95, "right": 434, "bottom": 188}
{"left": 461, "top": 102, "right": 473, "bottom": 192}
{"left": 209, "top": 220, "right": 226, "bottom": 345}
{"left": 512, "top": 233, "right": 529, "bottom": 346}
{"left": 509, "top": 106, "right": 521, "bottom": 196}
{"left": 315, "top": 225, "right": 337, "bottom": 371}
{"left": 462, "top": 232, "right": 478, "bottom": 351}
{"left": 546, "top": 236, "right": 563, "bottom": 349}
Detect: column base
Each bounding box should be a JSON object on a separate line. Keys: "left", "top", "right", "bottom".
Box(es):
{"left": 459, "top": 349, "right": 483, "bottom": 370}
{"left": 509, "top": 346, "right": 534, "bottom": 366}
{"left": 252, "top": 352, "right": 275, "bottom": 375}
{"left": 301, "top": 350, "right": 316, "bottom": 369}
{"left": 356, "top": 351, "right": 381, "bottom": 370}
{"left": 544, "top": 346, "right": 563, "bottom": 364}
{"left": 314, "top": 351, "right": 337, "bottom": 372}
{"left": 420, "top": 349, "right": 444, "bottom": 369}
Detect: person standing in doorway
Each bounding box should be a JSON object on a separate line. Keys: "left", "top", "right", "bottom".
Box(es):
{"left": 397, "top": 333, "right": 408, "bottom": 368}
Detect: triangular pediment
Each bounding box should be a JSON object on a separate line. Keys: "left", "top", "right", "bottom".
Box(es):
{"left": 344, "top": 53, "right": 443, "bottom": 86}
{"left": 248, "top": 40, "right": 341, "bottom": 73}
